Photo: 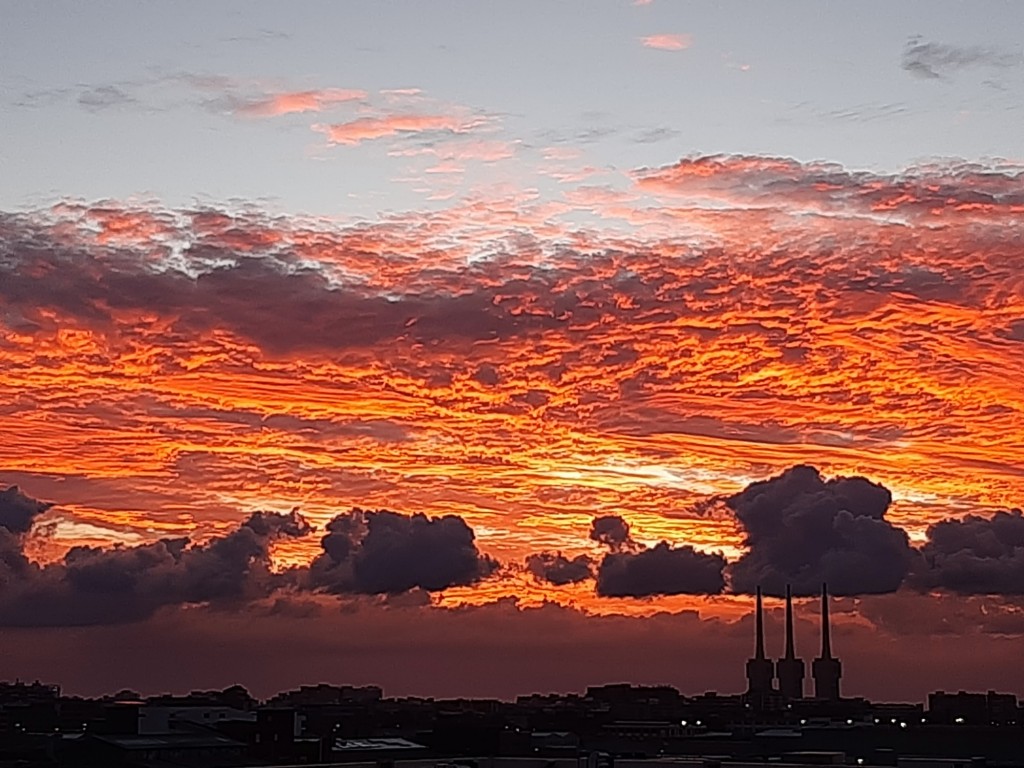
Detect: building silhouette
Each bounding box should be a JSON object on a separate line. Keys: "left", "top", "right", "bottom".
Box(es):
{"left": 811, "top": 582, "right": 842, "bottom": 700}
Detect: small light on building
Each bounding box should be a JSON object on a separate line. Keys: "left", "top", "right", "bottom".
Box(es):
{"left": 681, "top": 720, "right": 687, "bottom": 726}
{"left": 954, "top": 717, "right": 965, "bottom": 724}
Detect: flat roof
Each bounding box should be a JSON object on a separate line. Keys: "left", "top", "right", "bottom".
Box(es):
{"left": 333, "top": 738, "right": 427, "bottom": 751}
{"left": 92, "top": 734, "right": 243, "bottom": 750}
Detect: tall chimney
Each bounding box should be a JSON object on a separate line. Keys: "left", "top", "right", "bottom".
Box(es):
{"left": 775, "top": 584, "right": 805, "bottom": 699}
{"left": 755, "top": 586, "right": 766, "bottom": 660}
{"left": 785, "top": 585, "right": 796, "bottom": 659}
{"left": 820, "top": 583, "right": 832, "bottom": 659}
{"left": 746, "top": 587, "right": 774, "bottom": 696}
{"left": 811, "top": 583, "right": 842, "bottom": 700}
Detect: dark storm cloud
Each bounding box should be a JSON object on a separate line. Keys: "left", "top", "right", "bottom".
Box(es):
{"left": 902, "top": 37, "right": 1021, "bottom": 79}
{"left": 589, "top": 514, "right": 636, "bottom": 552}
{"left": 727, "top": 465, "right": 914, "bottom": 597}
{"left": 0, "top": 510, "right": 310, "bottom": 627}
{"left": 595, "top": 542, "right": 726, "bottom": 597}
{"left": 525, "top": 552, "right": 594, "bottom": 585}
{"left": 0, "top": 485, "right": 52, "bottom": 534}
{"left": 913, "top": 509, "right": 1024, "bottom": 594}
{"left": 308, "top": 509, "right": 499, "bottom": 595}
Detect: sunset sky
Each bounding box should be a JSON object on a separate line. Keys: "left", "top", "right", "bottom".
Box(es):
{"left": 2, "top": 1, "right": 1024, "bottom": 701}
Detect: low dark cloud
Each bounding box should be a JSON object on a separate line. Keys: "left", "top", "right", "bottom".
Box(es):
{"left": 0, "top": 503, "right": 310, "bottom": 627}
{"left": 525, "top": 552, "right": 593, "bottom": 585}
{"left": 902, "top": 37, "right": 1022, "bottom": 80}
{"left": 913, "top": 509, "right": 1024, "bottom": 594}
{"left": 586, "top": 514, "right": 725, "bottom": 597}
{"left": 595, "top": 542, "right": 726, "bottom": 597}
{"left": 0, "top": 488, "right": 500, "bottom": 623}
{"left": 308, "top": 509, "right": 498, "bottom": 595}
{"left": 0, "top": 485, "right": 52, "bottom": 534}
{"left": 590, "top": 514, "right": 636, "bottom": 552}
{"left": 727, "top": 465, "right": 914, "bottom": 597}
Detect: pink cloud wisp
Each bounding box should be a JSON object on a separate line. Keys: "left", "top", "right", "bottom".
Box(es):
{"left": 314, "top": 114, "right": 489, "bottom": 145}
{"left": 237, "top": 88, "right": 367, "bottom": 117}
{"left": 641, "top": 34, "right": 692, "bottom": 51}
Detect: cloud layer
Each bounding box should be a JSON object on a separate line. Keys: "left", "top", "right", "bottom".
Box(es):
{"left": 1, "top": 154, "right": 1022, "bottom": 621}
{"left": 0, "top": 497, "right": 310, "bottom": 627}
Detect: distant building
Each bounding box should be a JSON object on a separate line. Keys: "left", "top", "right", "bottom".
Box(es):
{"left": 266, "top": 683, "right": 383, "bottom": 707}
{"left": 66, "top": 732, "right": 245, "bottom": 767}
{"left": 138, "top": 705, "right": 255, "bottom": 734}
{"left": 928, "top": 690, "right": 1018, "bottom": 725}
{"left": 0, "top": 680, "right": 60, "bottom": 735}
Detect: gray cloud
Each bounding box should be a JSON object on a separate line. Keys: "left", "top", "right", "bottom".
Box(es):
{"left": 595, "top": 542, "right": 726, "bottom": 597}
{"left": 525, "top": 552, "right": 594, "bottom": 585}
{"left": 308, "top": 509, "right": 498, "bottom": 595}
{"left": 902, "top": 37, "right": 1022, "bottom": 79}
{"left": 0, "top": 498, "right": 310, "bottom": 627}
{"left": 0, "top": 485, "right": 52, "bottom": 535}
{"left": 77, "top": 86, "right": 138, "bottom": 112}
{"left": 726, "top": 465, "right": 914, "bottom": 597}
{"left": 913, "top": 509, "right": 1024, "bottom": 594}
{"left": 589, "top": 514, "right": 637, "bottom": 552}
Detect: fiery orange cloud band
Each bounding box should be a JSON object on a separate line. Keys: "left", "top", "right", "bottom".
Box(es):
{"left": 1, "top": 155, "right": 1022, "bottom": 617}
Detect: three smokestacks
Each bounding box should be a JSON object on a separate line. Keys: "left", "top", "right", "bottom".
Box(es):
{"left": 746, "top": 583, "right": 841, "bottom": 700}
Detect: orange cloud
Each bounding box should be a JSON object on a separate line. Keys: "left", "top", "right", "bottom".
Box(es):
{"left": 235, "top": 88, "right": 366, "bottom": 117}
{"left": 2, "top": 157, "right": 1024, "bottom": 624}
{"left": 314, "top": 114, "right": 489, "bottom": 145}
{"left": 641, "top": 33, "right": 692, "bottom": 51}
{"left": 390, "top": 139, "right": 519, "bottom": 163}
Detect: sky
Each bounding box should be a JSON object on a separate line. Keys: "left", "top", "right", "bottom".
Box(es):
{"left": 1, "top": 0, "right": 1024, "bottom": 701}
